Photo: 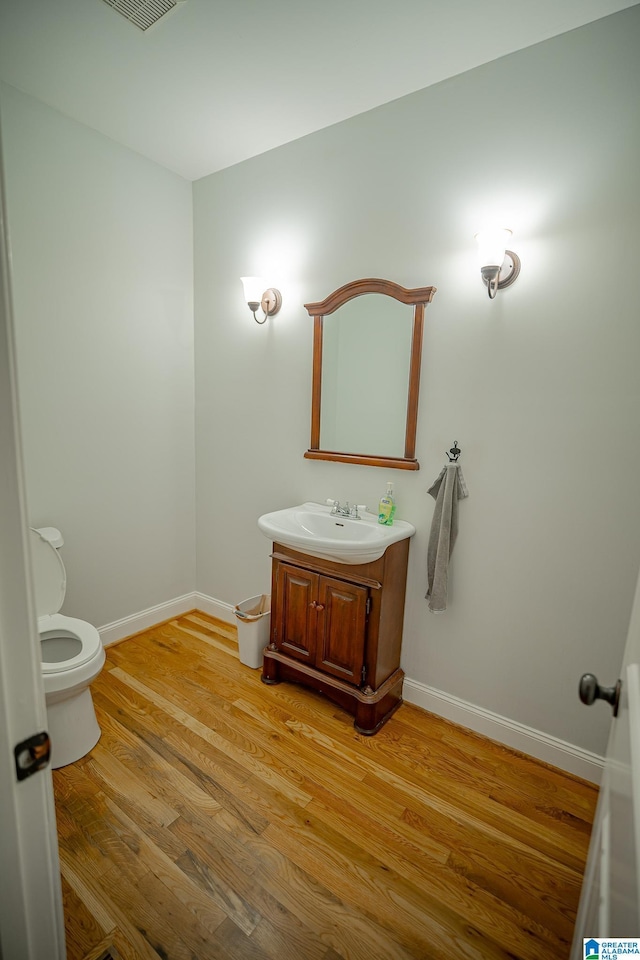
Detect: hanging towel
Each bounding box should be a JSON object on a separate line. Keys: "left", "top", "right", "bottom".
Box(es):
{"left": 426, "top": 463, "right": 469, "bottom": 613}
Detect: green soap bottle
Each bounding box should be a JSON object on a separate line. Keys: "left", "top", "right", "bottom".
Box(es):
{"left": 378, "top": 481, "right": 396, "bottom": 526}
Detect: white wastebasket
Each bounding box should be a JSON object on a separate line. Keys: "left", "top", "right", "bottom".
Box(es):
{"left": 234, "top": 594, "right": 271, "bottom": 669}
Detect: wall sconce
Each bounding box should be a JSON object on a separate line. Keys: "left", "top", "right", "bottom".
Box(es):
{"left": 474, "top": 229, "right": 521, "bottom": 299}
{"left": 240, "top": 277, "right": 282, "bottom": 324}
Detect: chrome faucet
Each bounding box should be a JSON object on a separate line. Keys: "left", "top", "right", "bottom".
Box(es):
{"left": 326, "top": 500, "right": 365, "bottom": 519}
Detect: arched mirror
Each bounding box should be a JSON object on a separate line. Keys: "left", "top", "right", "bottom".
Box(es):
{"left": 304, "top": 278, "right": 436, "bottom": 470}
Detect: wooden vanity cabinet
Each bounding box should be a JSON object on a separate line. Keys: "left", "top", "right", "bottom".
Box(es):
{"left": 261, "top": 538, "right": 410, "bottom": 735}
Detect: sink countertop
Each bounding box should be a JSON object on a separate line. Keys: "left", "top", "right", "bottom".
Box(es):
{"left": 257, "top": 501, "right": 415, "bottom": 565}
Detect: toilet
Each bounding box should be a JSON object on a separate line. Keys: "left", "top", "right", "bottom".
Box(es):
{"left": 29, "top": 526, "right": 105, "bottom": 769}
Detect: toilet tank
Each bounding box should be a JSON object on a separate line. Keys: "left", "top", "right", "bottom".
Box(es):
{"left": 33, "top": 526, "right": 64, "bottom": 549}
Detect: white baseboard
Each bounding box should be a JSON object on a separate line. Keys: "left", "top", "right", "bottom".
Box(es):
{"left": 193, "top": 592, "right": 236, "bottom": 625}
{"left": 98, "top": 593, "right": 198, "bottom": 646}
{"left": 97, "top": 593, "right": 604, "bottom": 784}
{"left": 98, "top": 591, "right": 236, "bottom": 646}
{"left": 403, "top": 677, "right": 604, "bottom": 784}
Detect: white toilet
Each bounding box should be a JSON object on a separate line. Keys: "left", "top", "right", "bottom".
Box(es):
{"left": 29, "top": 526, "right": 106, "bottom": 769}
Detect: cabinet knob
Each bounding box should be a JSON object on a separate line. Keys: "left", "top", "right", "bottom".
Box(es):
{"left": 316, "top": 604, "right": 324, "bottom": 611}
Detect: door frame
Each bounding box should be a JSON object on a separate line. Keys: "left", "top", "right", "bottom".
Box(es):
{"left": 0, "top": 113, "right": 66, "bottom": 959}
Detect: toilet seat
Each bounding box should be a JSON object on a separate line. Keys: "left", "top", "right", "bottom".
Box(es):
{"left": 39, "top": 613, "right": 102, "bottom": 673}
{"left": 28, "top": 527, "right": 103, "bottom": 673}
{"left": 28, "top": 526, "right": 105, "bottom": 768}
{"left": 29, "top": 527, "right": 67, "bottom": 617}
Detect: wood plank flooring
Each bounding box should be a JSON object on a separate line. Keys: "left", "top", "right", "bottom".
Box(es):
{"left": 53, "top": 611, "right": 598, "bottom": 960}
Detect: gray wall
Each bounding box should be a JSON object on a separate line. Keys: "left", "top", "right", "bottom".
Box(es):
{"left": 193, "top": 8, "right": 640, "bottom": 755}
{"left": 0, "top": 83, "right": 196, "bottom": 628}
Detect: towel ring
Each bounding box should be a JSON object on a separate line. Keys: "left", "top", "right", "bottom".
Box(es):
{"left": 446, "top": 441, "right": 461, "bottom": 462}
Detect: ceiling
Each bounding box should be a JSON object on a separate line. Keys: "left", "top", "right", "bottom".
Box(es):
{"left": 0, "top": 0, "right": 637, "bottom": 181}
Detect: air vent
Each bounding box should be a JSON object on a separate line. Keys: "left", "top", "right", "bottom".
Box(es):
{"left": 101, "top": 0, "right": 186, "bottom": 32}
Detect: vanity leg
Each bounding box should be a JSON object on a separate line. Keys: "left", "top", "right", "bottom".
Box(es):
{"left": 261, "top": 652, "right": 281, "bottom": 686}
{"left": 354, "top": 696, "right": 403, "bottom": 735}
{"left": 353, "top": 671, "right": 404, "bottom": 735}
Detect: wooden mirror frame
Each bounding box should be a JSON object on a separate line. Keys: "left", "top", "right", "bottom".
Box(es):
{"left": 304, "top": 278, "right": 436, "bottom": 470}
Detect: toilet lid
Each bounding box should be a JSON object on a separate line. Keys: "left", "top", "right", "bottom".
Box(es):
{"left": 28, "top": 528, "right": 67, "bottom": 617}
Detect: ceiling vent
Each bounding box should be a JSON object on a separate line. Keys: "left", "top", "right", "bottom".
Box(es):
{"left": 101, "top": 0, "right": 187, "bottom": 32}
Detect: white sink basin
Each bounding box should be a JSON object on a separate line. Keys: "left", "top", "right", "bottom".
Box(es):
{"left": 258, "top": 501, "right": 415, "bottom": 565}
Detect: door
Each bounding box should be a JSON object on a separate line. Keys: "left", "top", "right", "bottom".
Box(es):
{"left": 571, "top": 563, "right": 640, "bottom": 952}
{"left": 274, "top": 562, "right": 369, "bottom": 684}
{"left": 0, "top": 126, "right": 66, "bottom": 957}
{"left": 275, "top": 562, "right": 318, "bottom": 664}
{"left": 317, "top": 575, "right": 368, "bottom": 684}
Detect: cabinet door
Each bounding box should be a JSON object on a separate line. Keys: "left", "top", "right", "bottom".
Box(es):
{"left": 275, "top": 562, "right": 318, "bottom": 665}
{"left": 316, "top": 575, "right": 368, "bottom": 685}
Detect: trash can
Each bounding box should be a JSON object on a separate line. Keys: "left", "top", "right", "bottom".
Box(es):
{"left": 234, "top": 594, "right": 271, "bottom": 669}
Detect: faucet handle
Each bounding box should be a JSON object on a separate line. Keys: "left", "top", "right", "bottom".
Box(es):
{"left": 356, "top": 504, "right": 367, "bottom": 515}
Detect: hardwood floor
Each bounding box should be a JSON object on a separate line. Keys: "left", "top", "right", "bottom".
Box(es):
{"left": 53, "top": 611, "right": 598, "bottom": 960}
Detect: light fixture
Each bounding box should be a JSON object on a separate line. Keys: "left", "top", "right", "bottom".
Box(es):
{"left": 240, "top": 277, "right": 282, "bottom": 324}
{"left": 474, "top": 228, "right": 521, "bottom": 299}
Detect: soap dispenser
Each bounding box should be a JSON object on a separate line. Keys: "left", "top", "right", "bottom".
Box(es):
{"left": 378, "top": 481, "right": 396, "bottom": 526}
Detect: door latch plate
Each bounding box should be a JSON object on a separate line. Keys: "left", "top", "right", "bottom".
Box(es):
{"left": 14, "top": 732, "right": 51, "bottom": 781}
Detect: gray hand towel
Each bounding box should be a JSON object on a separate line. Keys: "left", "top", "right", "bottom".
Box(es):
{"left": 426, "top": 464, "right": 469, "bottom": 613}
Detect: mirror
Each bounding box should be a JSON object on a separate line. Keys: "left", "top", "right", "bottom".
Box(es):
{"left": 304, "top": 278, "right": 436, "bottom": 470}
